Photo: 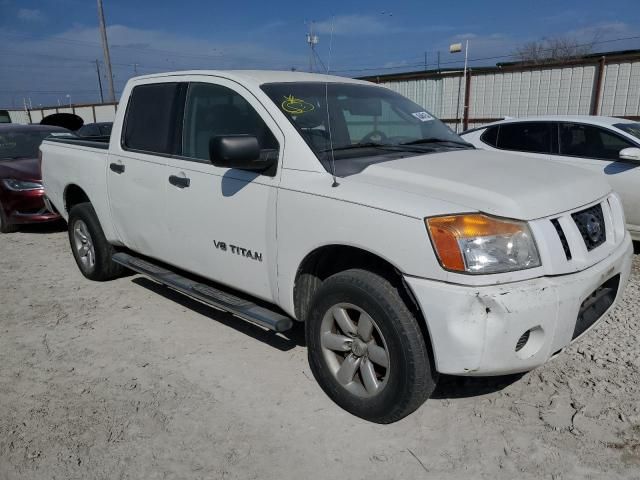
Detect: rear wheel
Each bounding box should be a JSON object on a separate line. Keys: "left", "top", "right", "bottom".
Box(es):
{"left": 306, "top": 269, "right": 437, "bottom": 423}
{"left": 68, "top": 203, "right": 124, "bottom": 281}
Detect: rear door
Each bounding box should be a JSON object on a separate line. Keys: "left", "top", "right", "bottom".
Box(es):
{"left": 163, "top": 79, "right": 283, "bottom": 302}
{"left": 107, "top": 81, "right": 185, "bottom": 259}
{"left": 554, "top": 122, "right": 640, "bottom": 233}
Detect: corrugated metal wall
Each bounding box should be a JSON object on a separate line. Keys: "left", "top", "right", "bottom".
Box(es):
{"left": 470, "top": 66, "right": 596, "bottom": 118}
{"left": 7, "top": 110, "right": 30, "bottom": 124}
{"left": 599, "top": 60, "right": 640, "bottom": 116}
{"left": 374, "top": 55, "right": 640, "bottom": 130}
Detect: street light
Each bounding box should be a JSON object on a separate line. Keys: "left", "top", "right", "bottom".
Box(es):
{"left": 450, "top": 40, "right": 469, "bottom": 133}
{"left": 66, "top": 94, "right": 71, "bottom": 108}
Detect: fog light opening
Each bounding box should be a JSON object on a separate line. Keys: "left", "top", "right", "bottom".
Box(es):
{"left": 515, "top": 330, "right": 530, "bottom": 352}
{"left": 515, "top": 326, "right": 544, "bottom": 359}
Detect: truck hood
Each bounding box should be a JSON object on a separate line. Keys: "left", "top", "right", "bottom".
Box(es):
{"left": 0, "top": 157, "right": 41, "bottom": 182}
{"left": 347, "top": 149, "right": 610, "bottom": 220}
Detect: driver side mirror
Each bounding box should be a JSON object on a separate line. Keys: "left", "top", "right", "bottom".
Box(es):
{"left": 619, "top": 147, "right": 640, "bottom": 162}
{"left": 209, "top": 135, "right": 274, "bottom": 172}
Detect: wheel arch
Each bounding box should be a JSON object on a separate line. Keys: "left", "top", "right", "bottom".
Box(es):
{"left": 63, "top": 184, "right": 91, "bottom": 212}
{"left": 292, "top": 243, "right": 434, "bottom": 357}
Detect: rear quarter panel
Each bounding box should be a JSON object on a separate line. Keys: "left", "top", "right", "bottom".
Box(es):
{"left": 41, "top": 142, "right": 119, "bottom": 243}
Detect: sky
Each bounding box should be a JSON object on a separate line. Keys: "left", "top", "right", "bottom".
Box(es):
{"left": 1, "top": 0, "right": 639, "bottom": 108}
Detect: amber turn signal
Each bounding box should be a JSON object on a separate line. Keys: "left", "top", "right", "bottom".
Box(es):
{"left": 426, "top": 214, "right": 524, "bottom": 272}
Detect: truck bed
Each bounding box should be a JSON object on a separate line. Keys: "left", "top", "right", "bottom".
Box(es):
{"left": 45, "top": 135, "right": 110, "bottom": 150}
{"left": 40, "top": 134, "right": 117, "bottom": 242}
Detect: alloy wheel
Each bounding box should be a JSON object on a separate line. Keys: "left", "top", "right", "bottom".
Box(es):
{"left": 320, "top": 303, "right": 390, "bottom": 397}
{"left": 73, "top": 219, "right": 96, "bottom": 271}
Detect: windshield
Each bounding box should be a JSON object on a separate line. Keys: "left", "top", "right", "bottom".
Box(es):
{"left": 0, "top": 130, "right": 62, "bottom": 160}
{"left": 614, "top": 122, "right": 640, "bottom": 142}
{"left": 261, "top": 82, "right": 471, "bottom": 176}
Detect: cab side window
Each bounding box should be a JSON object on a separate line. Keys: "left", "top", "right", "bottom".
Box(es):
{"left": 182, "top": 83, "right": 279, "bottom": 163}
{"left": 559, "top": 123, "right": 634, "bottom": 160}
{"left": 123, "top": 83, "right": 182, "bottom": 154}
{"left": 496, "top": 122, "right": 552, "bottom": 154}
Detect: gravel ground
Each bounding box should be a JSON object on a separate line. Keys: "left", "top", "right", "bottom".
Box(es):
{"left": 1, "top": 226, "right": 639, "bottom": 480}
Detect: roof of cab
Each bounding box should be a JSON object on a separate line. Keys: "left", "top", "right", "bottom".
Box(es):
{"left": 130, "top": 70, "right": 373, "bottom": 87}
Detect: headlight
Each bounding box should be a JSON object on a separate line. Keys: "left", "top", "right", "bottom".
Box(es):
{"left": 1, "top": 179, "right": 43, "bottom": 191}
{"left": 426, "top": 214, "right": 541, "bottom": 274}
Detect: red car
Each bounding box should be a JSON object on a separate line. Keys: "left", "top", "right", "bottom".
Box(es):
{"left": 0, "top": 124, "right": 67, "bottom": 233}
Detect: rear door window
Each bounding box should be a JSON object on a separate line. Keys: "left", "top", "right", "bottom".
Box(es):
{"left": 559, "top": 123, "right": 635, "bottom": 160}
{"left": 496, "top": 122, "right": 552, "bottom": 154}
{"left": 123, "top": 83, "right": 183, "bottom": 154}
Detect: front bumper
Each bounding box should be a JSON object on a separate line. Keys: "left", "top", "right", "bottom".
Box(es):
{"left": 1, "top": 189, "right": 61, "bottom": 226}
{"left": 405, "top": 233, "right": 633, "bottom": 376}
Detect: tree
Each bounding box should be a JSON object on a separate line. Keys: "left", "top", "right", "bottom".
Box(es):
{"left": 514, "top": 35, "right": 600, "bottom": 64}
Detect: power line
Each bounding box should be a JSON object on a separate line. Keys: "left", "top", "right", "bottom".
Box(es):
{"left": 330, "top": 34, "right": 640, "bottom": 73}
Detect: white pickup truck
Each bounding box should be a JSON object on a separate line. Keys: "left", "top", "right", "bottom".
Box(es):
{"left": 41, "top": 71, "right": 633, "bottom": 423}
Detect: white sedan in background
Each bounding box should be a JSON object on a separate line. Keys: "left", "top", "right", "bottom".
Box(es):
{"left": 461, "top": 116, "right": 640, "bottom": 240}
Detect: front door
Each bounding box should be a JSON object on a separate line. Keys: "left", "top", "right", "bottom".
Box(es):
{"left": 163, "top": 80, "right": 284, "bottom": 302}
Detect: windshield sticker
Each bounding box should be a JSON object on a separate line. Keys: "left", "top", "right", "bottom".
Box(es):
{"left": 282, "top": 95, "right": 315, "bottom": 114}
{"left": 412, "top": 111, "right": 434, "bottom": 122}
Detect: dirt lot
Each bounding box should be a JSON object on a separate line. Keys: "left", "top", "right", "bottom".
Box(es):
{"left": 1, "top": 226, "right": 639, "bottom": 480}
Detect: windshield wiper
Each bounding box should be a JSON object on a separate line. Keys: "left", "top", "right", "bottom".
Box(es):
{"left": 400, "top": 138, "right": 474, "bottom": 148}
{"left": 319, "top": 142, "right": 396, "bottom": 153}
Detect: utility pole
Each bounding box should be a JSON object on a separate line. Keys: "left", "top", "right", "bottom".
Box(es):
{"left": 97, "top": 0, "right": 116, "bottom": 102}
{"left": 95, "top": 59, "right": 104, "bottom": 103}
{"left": 306, "top": 22, "right": 319, "bottom": 73}
{"left": 424, "top": 51, "right": 427, "bottom": 71}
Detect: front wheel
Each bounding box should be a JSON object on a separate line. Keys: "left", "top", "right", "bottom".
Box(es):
{"left": 306, "top": 269, "right": 437, "bottom": 423}
{"left": 68, "top": 203, "right": 124, "bottom": 281}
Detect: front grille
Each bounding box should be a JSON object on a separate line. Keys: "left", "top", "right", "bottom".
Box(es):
{"left": 551, "top": 218, "right": 572, "bottom": 260}
{"left": 571, "top": 204, "right": 606, "bottom": 251}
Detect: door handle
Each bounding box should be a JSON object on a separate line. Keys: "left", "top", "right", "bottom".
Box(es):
{"left": 110, "top": 163, "right": 125, "bottom": 174}
{"left": 169, "top": 175, "right": 190, "bottom": 188}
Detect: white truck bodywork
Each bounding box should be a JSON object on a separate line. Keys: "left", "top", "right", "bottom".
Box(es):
{"left": 41, "top": 71, "right": 633, "bottom": 376}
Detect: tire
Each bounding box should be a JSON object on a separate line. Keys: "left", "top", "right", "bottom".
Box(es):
{"left": 0, "top": 201, "right": 18, "bottom": 233}
{"left": 306, "top": 269, "right": 437, "bottom": 423}
{"left": 68, "top": 202, "right": 124, "bottom": 281}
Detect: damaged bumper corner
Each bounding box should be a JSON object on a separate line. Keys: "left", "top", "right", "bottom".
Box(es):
{"left": 404, "top": 234, "right": 633, "bottom": 376}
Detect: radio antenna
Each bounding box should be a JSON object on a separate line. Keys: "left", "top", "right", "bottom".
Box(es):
{"left": 325, "top": 16, "right": 339, "bottom": 187}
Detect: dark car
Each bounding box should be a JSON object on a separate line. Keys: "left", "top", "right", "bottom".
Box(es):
{"left": 0, "top": 124, "right": 68, "bottom": 232}
{"left": 76, "top": 122, "right": 112, "bottom": 137}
